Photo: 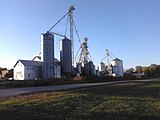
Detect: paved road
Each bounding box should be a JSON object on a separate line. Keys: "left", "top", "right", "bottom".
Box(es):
{"left": 0, "top": 79, "right": 158, "bottom": 98}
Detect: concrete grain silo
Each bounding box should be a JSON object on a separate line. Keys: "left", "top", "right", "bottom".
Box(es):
{"left": 60, "top": 38, "right": 72, "bottom": 73}
{"left": 41, "top": 32, "right": 54, "bottom": 79}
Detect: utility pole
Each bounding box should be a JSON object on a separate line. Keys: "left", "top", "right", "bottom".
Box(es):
{"left": 68, "top": 5, "right": 75, "bottom": 67}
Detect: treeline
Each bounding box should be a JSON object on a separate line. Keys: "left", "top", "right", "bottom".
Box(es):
{"left": 126, "top": 64, "right": 160, "bottom": 77}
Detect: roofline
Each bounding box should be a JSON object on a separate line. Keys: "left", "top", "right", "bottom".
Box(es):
{"left": 13, "top": 59, "right": 21, "bottom": 68}
{"left": 14, "top": 60, "right": 41, "bottom": 68}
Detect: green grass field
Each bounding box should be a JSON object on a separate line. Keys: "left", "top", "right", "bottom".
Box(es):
{"left": 0, "top": 80, "right": 160, "bottom": 120}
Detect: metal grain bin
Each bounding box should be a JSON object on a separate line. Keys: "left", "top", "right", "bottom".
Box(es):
{"left": 60, "top": 38, "right": 72, "bottom": 73}
{"left": 41, "top": 32, "right": 54, "bottom": 79}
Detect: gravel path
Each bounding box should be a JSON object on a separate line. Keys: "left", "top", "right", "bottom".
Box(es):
{"left": 0, "top": 79, "right": 156, "bottom": 98}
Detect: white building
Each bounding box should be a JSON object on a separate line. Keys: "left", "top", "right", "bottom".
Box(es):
{"left": 98, "top": 62, "right": 106, "bottom": 72}
{"left": 14, "top": 60, "right": 41, "bottom": 80}
{"left": 110, "top": 58, "right": 124, "bottom": 77}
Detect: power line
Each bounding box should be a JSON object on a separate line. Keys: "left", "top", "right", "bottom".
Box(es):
{"left": 136, "top": 0, "right": 160, "bottom": 38}
{"left": 149, "top": 0, "right": 160, "bottom": 33}
{"left": 126, "top": 0, "right": 160, "bottom": 40}
{"left": 152, "top": 0, "right": 160, "bottom": 15}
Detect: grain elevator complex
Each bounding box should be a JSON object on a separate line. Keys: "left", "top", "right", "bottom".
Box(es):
{"left": 13, "top": 6, "right": 124, "bottom": 80}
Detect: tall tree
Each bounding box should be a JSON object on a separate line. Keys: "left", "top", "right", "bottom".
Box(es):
{"left": 142, "top": 67, "right": 149, "bottom": 76}
{"left": 149, "top": 64, "right": 158, "bottom": 76}
{"left": 135, "top": 66, "right": 143, "bottom": 73}
{"left": 126, "top": 68, "right": 134, "bottom": 73}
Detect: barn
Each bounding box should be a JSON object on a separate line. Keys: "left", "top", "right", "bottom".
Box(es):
{"left": 14, "top": 60, "right": 41, "bottom": 80}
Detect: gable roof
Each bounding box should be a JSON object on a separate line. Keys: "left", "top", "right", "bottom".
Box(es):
{"left": 32, "top": 56, "right": 41, "bottom": 61}
{"left": 14, "top": 60, "right": 41, "bottom": 68}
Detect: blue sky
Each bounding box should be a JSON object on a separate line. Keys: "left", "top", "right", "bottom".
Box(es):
{"left": 0, "top": 0, "right": 160, "bottom": 69}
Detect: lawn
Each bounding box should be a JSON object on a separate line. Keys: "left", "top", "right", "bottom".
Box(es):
{"left": 0, "top": 80, "right": 160, "bottom": 120}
